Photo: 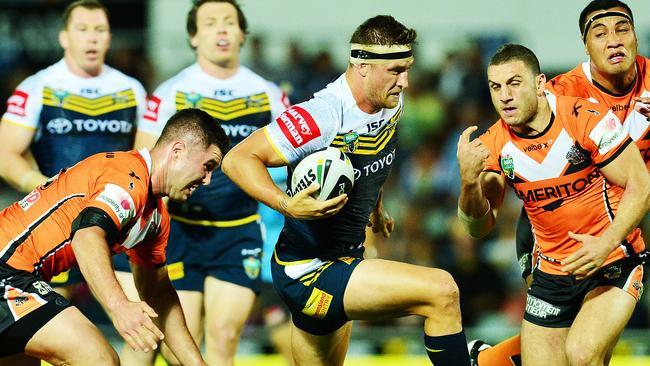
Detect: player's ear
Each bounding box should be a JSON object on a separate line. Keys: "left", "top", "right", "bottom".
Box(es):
{"left": 59, "top": 30, "right": 68, "bottom": 49}
{"left": 536, "top": 73, "right": 546, "bottom": 95}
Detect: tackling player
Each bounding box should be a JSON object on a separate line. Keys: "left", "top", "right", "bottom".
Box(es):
{"left": 0, "top": 108, "right": 229, "bottom": 366}
{"left": 223, "top": 15, "right": 471, "bottom": 366}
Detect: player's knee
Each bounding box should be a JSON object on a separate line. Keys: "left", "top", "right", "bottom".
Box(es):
{"left": 565, "top": 339, "right": 602, "bottom": 366}
{"left": 207, "top": 321, "right": 242, "bottom": 347}
{"left": 425, "top": 270, "right": 460, "bottom": 313}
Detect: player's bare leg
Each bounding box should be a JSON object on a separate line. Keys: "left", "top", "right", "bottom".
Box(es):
{"left": 24, "top": 307, "right": 118, "bottom": 366}
{"left": 116, "top": 270, "right": 156, "bottom": 366}
{"left": 565, "top": 286, "right": 635, "bottom": 366}
{"left": 290, "top": 258, "right": 468, "bottom": 366}
{"left": 203, "top": 276, "right": 256, "bottom": 366}
{"left": 160, "top": 290, "right": 203, "bottom": 365}
{"left": 521, "top": 320, "right": 568, "bottom": 366}
{"left": 291, "top": 321, "right": 352, "bottom": 366}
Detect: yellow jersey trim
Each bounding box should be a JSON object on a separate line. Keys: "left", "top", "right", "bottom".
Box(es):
{"left": 169, "top": 213, "right": 260, "bottom": 227}
{"left": 263, "top": 127, "right": 290, "bottom": 165}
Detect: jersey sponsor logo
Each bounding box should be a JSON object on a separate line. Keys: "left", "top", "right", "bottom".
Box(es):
{"left": 525, "top": 294, "right": 560, "bottom": 319}
{"left": 7, "top": 90, "right": 29, "bottom": 116}
{"left": 276, "top": 106, "right": 321, "bottom": 148}
{"left": 95, "top": 183, "right": 136, "bottom": 226}
{"left": 19, "top": 189, "right": 41, "bottom": 211}
{"left": 352, "top": 148, "right": 396, "bottom": 180}
{"left": 222, "top": 124, "right": 259, "bottom": 137}
{"left": 514, "top": 170, "right": 601, "bottom": 203}
{"left": 45, "top": 118, "right": 133, "bottom": 134}
{"left": 611, "top": 104, "right": 629, "bottom": 112}
{"left": 589, "top": 111, "right": 626, "bottom": 155}
{"left": 302, "top": 287, "right": 333, "bottom": 319}
{"left": 523, "top": 139, "right": 553, "bottom": 153}
{"left": 144, "top": 95, "right": 161, "bottom": 122}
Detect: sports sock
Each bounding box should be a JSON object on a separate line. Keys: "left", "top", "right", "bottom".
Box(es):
{"left": 478, "top": 335, "right": 521, "bottom": 366}
{"left": 424, "top": 330, "right": 471, "bottom": 366}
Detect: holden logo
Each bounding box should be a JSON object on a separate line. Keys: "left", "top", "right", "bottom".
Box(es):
{"left": 46, "top": 118, "right": 73, "bottom": 134}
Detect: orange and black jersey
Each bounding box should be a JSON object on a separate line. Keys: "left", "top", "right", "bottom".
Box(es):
{"left": 480, "top": 93, "right": 644, "bottom": 275}
{"left": 0, "top": 149, "right": 169, "bottom": 281}
{"left": 547, "top": 56, "right": 650, "bottom": 168}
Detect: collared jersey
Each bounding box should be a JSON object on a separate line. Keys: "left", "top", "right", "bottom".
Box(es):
{"left": 0, "top": 149, "right": 169, "bottom": 281}
{"left": 547, "top": 56, "right": 650, "bottom": 169}
{"left": 138, "top": 64, "right": 289, "bottom": 222}
{"left": 265, "top": 74, "right": 402, "bottom": 261}
{"left": 1, "top": 59, "right": 146, "bottom": 177}
{"left": 480, "top": 93, "right": 644, "bottom": 275}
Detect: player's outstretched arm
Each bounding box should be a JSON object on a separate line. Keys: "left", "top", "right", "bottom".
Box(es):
{"left": 0, "top": 121, "right": 47, "bottom": 192}
{"left": 456, "top": 126, "right": 505, "bottom": 238}
{"left": 132, "top": 263, "right": 207, "bottom": 366}
{"left": 562, "top": 144, "right": 650, "bottom": 278}
{"left": 222, "top": 128, "right": 347, "bottom": 219}
{"left": 71, "top": 226, "right": 164, "bottom": 353}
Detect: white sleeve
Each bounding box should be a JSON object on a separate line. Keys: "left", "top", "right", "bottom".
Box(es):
{"left": 1, "top": 74, "right": 43, "bottom": 129}
{"left": 138, "top": 81, "right": 177, "bottom": 137}
{"left": 263, "top": 97, "right": 339, "bottom": 165}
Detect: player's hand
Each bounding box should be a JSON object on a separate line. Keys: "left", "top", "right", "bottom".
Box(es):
{"left": 368, "top": 205, "right": 394, "bottom": 238}
{"left": 110, "top": 300, "right": 165, "bottom": 353}
{"left": 282, "top": 183, "right": 348, "bottom": 220}
{"left": 634, "top": 97, "right": 650, "bottom": 119}
{"left": 457, "top": 126, "right": 490, "bottom": 185}
{"left": 561, "top": 231, "right": 613, "bottom": 280}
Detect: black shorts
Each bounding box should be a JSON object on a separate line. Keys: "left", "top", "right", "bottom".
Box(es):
{"left": 524, "top": 255, "right": 647, "bottom": 327}
{"left": 271, "top": 249, "right": 362, "bottom": 335}
{"left": 166, "top": 219, "right": 263, "bottom": 294}
{"left": 0, "top": 264, "right": 71, "bottom": 356}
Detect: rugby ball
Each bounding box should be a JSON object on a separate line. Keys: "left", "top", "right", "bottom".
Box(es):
{"left": 290, "top": 147, "right": 354, "bottom": 201}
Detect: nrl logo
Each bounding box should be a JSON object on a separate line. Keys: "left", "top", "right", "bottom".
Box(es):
{"left": 343, "top": 131, "right": 359, "bottom": 153}
{"left": 500, "top": 155, "right": 515, "bottom": 179}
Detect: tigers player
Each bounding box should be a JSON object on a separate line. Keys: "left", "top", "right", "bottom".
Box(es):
{"left": 131, "top": 1, "right": 289, "bottom": 365}
{"left": 458, "top": 44, "right": 650, "bottom": 366}
{"left": 470, "top": 1, "right": 650, "bottom": 365}
{"left": 0, "top": 0, "right": 145, "bottom": 302}
{"left": 224, "top": 15, "right": 471, "bottom": 366}
{"left": 0, "top": 108, "right": 229, "bottom": 366}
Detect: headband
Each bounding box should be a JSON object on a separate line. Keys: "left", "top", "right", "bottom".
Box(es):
{"left": 349, "top": 43, "right": 413, "bottom": 64}
{"left": 581, "top": 10, "right": 633, "bottom": 41}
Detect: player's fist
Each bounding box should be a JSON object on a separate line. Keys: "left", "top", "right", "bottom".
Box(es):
{"left": 457, "top": 126, "right": 490, "bottom": 185}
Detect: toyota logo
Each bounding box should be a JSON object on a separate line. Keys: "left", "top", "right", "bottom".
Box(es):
{"left": 46, "top": 118, "right": 73, "bottom": 134}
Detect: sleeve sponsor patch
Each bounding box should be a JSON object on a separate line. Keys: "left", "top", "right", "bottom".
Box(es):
{"left": 589, "top": 111, "right": 626, "bottom": 155}
{"left": 6, "top": 90, "right": 29, "bottom": 117}
{"left": 143, "top": 95, "right": 161, "bottom": 122}
{"left": 275, "top": 105, "right": 321, "bottom": 148}
{"left": 95, "top": 183, "right": 136, "bottom": 227}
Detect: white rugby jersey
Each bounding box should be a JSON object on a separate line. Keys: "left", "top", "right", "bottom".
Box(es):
{"left": 139, "top": 63, "right": 290, "bottom": 222}
{"left": 265, "top": 74, "right": 403, "bottom": 261}
{"left": 1, "top": 59, "right": 146, "bottom": 177}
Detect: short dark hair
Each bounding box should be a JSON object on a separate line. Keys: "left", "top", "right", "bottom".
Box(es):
{"left": 156, "top": 108, "right": 230, "bottom": 156}
{"left": 349, "top": 15, "right": 417, "bottom": 46}
{"left": 489, "top": 43, "right": 541, "bottom": 76}
{"left": 579, "top": 0, "right": 634, "bottom": 37}
{"left": 62, "top": 0, "right": 110, "bottom": 30}
{"left": 187, "top": 0, "right": 249, "bottom": 38}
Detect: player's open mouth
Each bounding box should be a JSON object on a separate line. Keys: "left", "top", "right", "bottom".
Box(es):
{"left": 608, "top": 51, "right": 626, "bottom": 63}
{"left": 85, "top": 50, "right": 98, "bottom": 58}
{"left": 216, "top": 40, "right": 230, "bottom": 49}
{"left": 503, "top": 107, "right": 517, "bottom": 116}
